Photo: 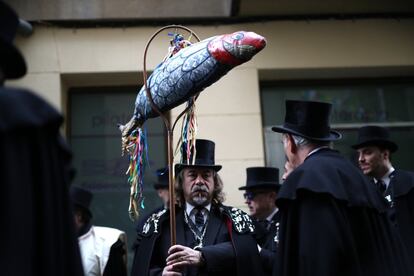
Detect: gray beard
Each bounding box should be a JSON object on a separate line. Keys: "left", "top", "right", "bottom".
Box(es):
{"left": 191, "top": 194, "right": 209, "bottom": 207}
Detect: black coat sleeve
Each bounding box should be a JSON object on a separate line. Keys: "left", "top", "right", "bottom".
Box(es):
{"left": 200, "top": 241, "right": 235, "bottom": 273}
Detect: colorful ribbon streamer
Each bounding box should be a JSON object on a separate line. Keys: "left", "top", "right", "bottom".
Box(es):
{"left": 125, "top": 128, "right": 148, "bottom": 221}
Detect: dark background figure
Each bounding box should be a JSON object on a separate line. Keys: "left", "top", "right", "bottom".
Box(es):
{"left": 238, "top": 166, "right": 281, "bottom": 276}
{"left": 352, "top": 125, "right": 414, "bottom": 262}
{"left": 153, "top": 168, "right": 170, "bottom": 209}
{"left": 135, "top": 167, "right": 170, "bottom": 234}
{"left": 71, "top": 186, "right": 128, "bottom": 276}
{"left": 271, "top": 100, "right": 413, "bottom": 276}
{"left": 131, "top": 139, "right": 263, "bottom": 276}
{"left": 0, "top": 1, "right": 84, "bottom": 275}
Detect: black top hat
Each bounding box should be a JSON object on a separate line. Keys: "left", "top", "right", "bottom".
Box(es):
{"left": 70, "top": 186, "right": 93, "bottom": 217}
{"left": 238, "top": 167, "right": 281, "bottom": 191}
{"left": 175, "top": 139, "right": 222, "bottom": 173}
{"left": 0, "top": 1, "right": 27, "bottom": 79}
{"left": 153, "top": 168, "right": 169, "bottom": 190}
{"left": 351, "top": 125, "right": 398, "bottom": 152}
{"left": 272, "top": 100, "right": 341, "bottom": 141}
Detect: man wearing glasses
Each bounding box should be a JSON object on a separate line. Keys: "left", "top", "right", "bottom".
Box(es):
{"left": 239, "top": 167, "right": 281, "bottom": 275}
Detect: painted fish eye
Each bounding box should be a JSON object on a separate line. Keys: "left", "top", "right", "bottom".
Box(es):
{"left": 231, "top": 33, "right": 244, "bottom": 40}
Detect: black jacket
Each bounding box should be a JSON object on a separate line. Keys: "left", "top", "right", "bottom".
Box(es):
{"left": 274, "top": 148, "right": 413, "bottom": 276}
{"left": 131, "top": 204, "right": 263, "bottom": 276}
{"left": 385, "top": 170, "right": 414, "bottom": 261}
{"left": 254, "top": 211, "right": 280, "bottom": 276}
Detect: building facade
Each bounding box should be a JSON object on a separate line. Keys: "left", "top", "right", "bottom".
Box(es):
{"left": 6, "top": 1, "right": 414, "bottom": 270}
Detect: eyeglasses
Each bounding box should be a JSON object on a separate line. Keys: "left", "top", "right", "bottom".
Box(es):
{"left": 243, "top": 191, "right": 265, "bottom": 201}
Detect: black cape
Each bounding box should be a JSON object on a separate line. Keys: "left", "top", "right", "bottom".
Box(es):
{"left": 0, "top": 87, "right": 84, "bottom": 275}
{"left": 386, "top": 170, "right": 414, "bottom": 262}
{"left": 131, "top": 204, "right": 263, "bottom": 276}
{"left": 274, "top": 148, "right": 413, "bottom": 276}
{"left": 136, "top": 205, "right": 164, "bottom": 234}
{"left": 132, "top": 205, "right": 164, "bottom": 250}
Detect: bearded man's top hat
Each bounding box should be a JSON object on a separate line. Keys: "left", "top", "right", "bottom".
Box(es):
{"left": 175, "top": 139, "right": 222, "bottom": 173}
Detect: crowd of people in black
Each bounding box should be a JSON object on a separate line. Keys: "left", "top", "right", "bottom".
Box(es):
{"left": 2, "top": 1, "right": 414, "bottom": 275}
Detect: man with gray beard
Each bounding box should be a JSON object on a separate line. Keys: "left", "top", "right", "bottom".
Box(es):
{"left": 131, "top": 139, "right": 263, "bottom": 276}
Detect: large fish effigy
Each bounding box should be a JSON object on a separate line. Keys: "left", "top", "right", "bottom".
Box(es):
{"left": 119, "top": 31, "right": 266, "bottom": 149}
{"left": 119, "top": 30, "right": 266, "bottom": 220}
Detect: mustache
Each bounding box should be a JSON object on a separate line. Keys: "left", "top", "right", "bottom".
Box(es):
{"left": 191, "top": 184, "right": 209, "bottom": 193}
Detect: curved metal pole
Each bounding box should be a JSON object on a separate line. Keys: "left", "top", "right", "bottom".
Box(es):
{"left": 142, "top": 25, "right": 200, "bottom": 246}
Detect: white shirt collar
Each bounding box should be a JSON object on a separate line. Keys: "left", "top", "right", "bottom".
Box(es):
{"left": 375, "top": 167, "right": 395, "bottom": 188}
{"left": 185, "top": 202, "right": 211, "bottom": 215}
{"left": 307, "top": 146, "right": 330, "bottom": 158}
{"left": 266, "top": 208, "right": 278, "bottom": 222}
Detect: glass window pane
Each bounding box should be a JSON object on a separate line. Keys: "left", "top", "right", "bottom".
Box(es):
{"left": 261, "top": 81, "right": 414, "bottom": 175}
{"left": 261, "top": 82, "right": 414, "bottom": 126}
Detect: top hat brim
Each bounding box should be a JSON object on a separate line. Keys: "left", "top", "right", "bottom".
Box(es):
{"left": 351, "top": 139, "right": 398, "bottom": 153}
{"left": 1, "top": 40, "right": 27, "bottom": 79}
{"left": 271, "top": 125, "right": 342, "bottom": 142}
{"left": 238, "top": 182, "right": 281, "bottom": 191}
{"left": 175, "top": 163, "right": 222, "bottom": 174}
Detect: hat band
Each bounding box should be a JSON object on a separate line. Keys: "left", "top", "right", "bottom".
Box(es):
{"left": 358, "top": 135, "right": 390, "bottom": 142}
{"left": 283, "top": 122, "right": 330, "bottom": 139}
{"left": 180, "top": 157, "right": 216, "bottom": 166}
{"left": 246, "top": 181, "right": 279, "bottom": 185}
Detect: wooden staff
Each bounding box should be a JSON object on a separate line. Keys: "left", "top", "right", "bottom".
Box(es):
{"left": 142, "top": 25, "right": 200, "bottom": 246}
